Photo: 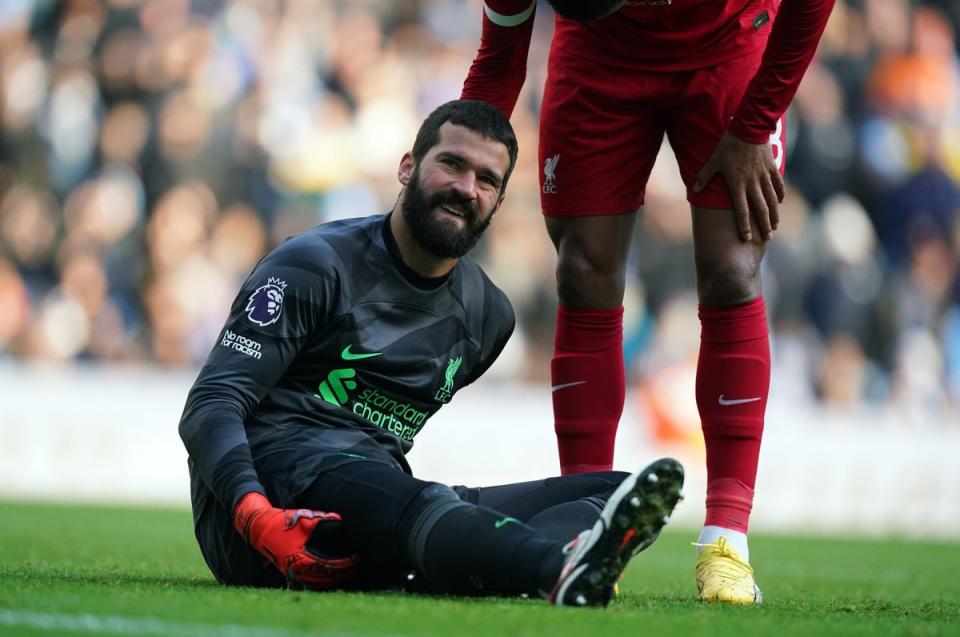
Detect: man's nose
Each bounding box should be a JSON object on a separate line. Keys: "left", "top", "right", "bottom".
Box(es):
{"left": 450, "top": 171, "right": 478, "bottom": 199}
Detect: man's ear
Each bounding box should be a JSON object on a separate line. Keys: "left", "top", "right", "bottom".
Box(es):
{"left": 492, "top": 194, "right": 506, "bottom": 218}
{"left": 398, "top": 152, "right": 414, "bottom": 186}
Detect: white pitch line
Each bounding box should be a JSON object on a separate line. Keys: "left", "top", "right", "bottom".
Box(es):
{"left": 0, "top": 609, "right": 348, "bottom": 637}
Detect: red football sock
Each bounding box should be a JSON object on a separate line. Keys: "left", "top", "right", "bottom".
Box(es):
{"left": 552, "top": 304, "right": 625, "bottom": 475}
{"left": 696, "top": 297, "right": 770, "bottom": 533}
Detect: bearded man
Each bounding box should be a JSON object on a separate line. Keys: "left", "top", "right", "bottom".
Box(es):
{"left": 179, "top": 99, "right": 683, "bottom": 606}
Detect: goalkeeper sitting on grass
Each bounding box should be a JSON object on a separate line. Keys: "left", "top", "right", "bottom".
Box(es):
{"left": 178, "top": 99, "right": 683, "bottom": 607}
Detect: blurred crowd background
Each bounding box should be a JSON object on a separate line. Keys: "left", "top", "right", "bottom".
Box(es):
{"left": 0, "top": 0, "right": 958, "bottom": 425}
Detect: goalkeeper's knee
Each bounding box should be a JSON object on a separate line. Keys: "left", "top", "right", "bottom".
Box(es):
{"left": 402, "top": 483, "right": 468, "bottom": 573}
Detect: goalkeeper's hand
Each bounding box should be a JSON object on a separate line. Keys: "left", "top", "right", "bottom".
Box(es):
{"left": 233, "top": 492, "right": 358, "bottom": 589}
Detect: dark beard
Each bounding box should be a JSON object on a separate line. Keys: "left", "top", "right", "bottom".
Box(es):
{"left": 401, "top": 164, "right": 494, "bottom": 259}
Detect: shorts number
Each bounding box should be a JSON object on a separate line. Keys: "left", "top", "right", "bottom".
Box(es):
{"left": 769, "top": 118, "right": 784, "bottom": 171}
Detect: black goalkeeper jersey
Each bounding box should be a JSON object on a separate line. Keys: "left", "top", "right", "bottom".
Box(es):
{"left": 179, "top": 213, "right": 515, "bottom": 514}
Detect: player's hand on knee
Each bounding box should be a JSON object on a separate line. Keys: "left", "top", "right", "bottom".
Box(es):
{"left": 694, "top": 131, "right": 784, "bottom": 243}
{"left": 233, "top": 492, "right": 358, "bottom": 589}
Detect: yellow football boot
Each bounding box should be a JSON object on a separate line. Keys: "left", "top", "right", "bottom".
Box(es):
{"left": 694, "top": 537, "right": 763, "bottom": 604}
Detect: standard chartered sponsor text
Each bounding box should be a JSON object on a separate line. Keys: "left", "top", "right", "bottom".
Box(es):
{"left": 221, "top": 330, "right": 262, "bottom": 359}
{"left": 352, "top": 388, "right": 428, "bottom": 441}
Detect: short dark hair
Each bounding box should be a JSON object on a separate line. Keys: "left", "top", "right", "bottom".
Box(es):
{"left": 546, "top": 0, "right": 624, "bottom": 22}
{"left": 411, "top": 100, "right": 518, "bottom": 194}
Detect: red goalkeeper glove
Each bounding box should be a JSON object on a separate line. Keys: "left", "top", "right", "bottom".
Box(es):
{"left": 233, "top": 492, "right": 358, "bottom": 589}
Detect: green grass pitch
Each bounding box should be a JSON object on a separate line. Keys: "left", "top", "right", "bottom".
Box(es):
{"left": 1, "top": 501, "right": 957, "bottom": 637}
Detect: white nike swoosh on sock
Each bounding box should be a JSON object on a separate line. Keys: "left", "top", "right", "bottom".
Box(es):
{"left": 718, "top": 395, "right": 762, "bottom": 406}
{"left": 552, "top": 380, "right": 587, "bottom": 392}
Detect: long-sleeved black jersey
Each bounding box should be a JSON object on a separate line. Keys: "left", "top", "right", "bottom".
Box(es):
{"left": 179, "top": 213, "right": 515, "bottom": 516}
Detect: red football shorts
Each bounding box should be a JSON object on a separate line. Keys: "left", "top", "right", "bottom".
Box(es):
{"left": 538, "top": 49, "right": 787, "bottom": 216}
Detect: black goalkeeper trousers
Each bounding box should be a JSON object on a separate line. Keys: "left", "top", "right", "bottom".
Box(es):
{"left": 196, "top": 459, "right": 628, "bottom": 591}
{"left": 291, "top": 461, "right": 629, "bottom": 592}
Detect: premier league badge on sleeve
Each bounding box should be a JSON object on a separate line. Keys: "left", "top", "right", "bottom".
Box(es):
{"left": 245, "top": 277, "right": 287, "bottom": 326}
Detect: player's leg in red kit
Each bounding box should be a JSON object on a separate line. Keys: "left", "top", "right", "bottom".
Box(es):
{"left": 691, "top": 207, "right": 769, "bottom": 603}
{"left": 667, "top": 44, "right": 783, "bottom": 603}
{"left": 692, "top": 209, "right": 769, "bottom": 536}
{"left": 536, "top": 39, "right": 663, "bottom": 476}
{"left": 546, "top": 213, "right": 637, "bottom": 475}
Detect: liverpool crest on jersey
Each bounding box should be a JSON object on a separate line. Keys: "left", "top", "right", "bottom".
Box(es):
{"left": 435, "top": 356, "right": 462, "bottom": 403}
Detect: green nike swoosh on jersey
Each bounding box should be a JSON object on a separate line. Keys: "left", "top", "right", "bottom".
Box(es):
{"left": 494, "top": 517, "right": 520, "bottom": 529}
{"left": 341, "top": 345, "right": 383, "bottom": 360}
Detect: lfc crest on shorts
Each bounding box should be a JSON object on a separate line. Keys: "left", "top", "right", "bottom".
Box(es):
{"left": 543, "top": 154, "right": 559, "bottom": 194}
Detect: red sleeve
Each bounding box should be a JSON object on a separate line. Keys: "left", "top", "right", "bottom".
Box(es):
{"left": 728, "top": 0, "right": 836, "bottom": 143}
{"left": 460, "top": 0, "right": 537, "bottom": 119}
